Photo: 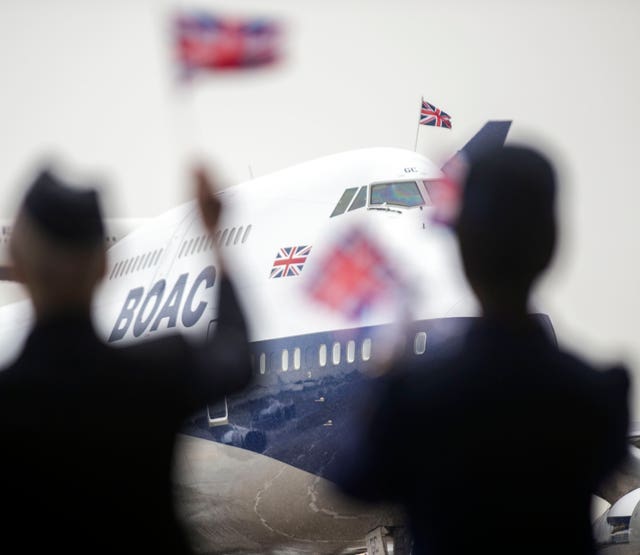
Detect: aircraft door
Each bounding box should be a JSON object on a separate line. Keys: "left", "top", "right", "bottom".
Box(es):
{"left": 207, "top": 398, "right": 228, "bottom": 426}
{"left": 206, "top": 319, "right": 229, "bottom": 426}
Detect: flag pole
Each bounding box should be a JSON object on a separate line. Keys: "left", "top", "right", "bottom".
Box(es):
{"left": 413, "top": 96, "right": 422, "bottom": 152}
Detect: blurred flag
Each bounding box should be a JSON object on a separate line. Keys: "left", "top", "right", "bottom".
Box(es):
{"left": 419, "top": 99, "right": 452, "bottom": 129}
{"left": 174, "top": 12, "right": 283, "bottom": 76}
{"left": 430, "top": 153, "right": 469, "bottom": 227}
{"left": 306, "top": 227, "right": 402, "bottom": 320}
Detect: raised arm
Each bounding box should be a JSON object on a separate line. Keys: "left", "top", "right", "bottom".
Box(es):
{"left": 190, "top": 166, "right": 253, "bottom": 398}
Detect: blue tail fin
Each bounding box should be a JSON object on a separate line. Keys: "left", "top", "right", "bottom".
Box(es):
{"left": 442, "top": 120, "right": 512, "bottom": 172}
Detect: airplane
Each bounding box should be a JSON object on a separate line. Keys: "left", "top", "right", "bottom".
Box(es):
{"left": 0, "top": 122, "right": 637, "bottom": 554}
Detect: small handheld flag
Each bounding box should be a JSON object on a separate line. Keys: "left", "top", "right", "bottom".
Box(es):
{"left": 174, "top": 12, "right": 283, "bottom": 78}
{"left": 419, "top": 99, "right": 452, "bottom": 129}
{"left": 305, "top": 226, "right": 403, "bottom": 320}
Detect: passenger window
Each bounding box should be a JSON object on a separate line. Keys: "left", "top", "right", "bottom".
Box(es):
{"left": 189, "top": 238, "right": 199, "bottom": 255}
{"left": 206, "top": 234, "right": 215, "bottom": 250}
{"left": 220, "top": 229, "right": 229, "bottom": 245}
{"left": 156, "top": 249, "right": 164, "bottom": 264}
{"left": 234, "top": 226, "right": 243, "bottom": 245}
{"left": 332, "top": 342, "right": 341, "bottom": 365}
{"left": 116, "top": 261, "right": 125, "bottom": 278}
{"left": 319, "top": 344, "right": 327, "bottom": 367}
{"left": 282, "top": 349, "right": 289, "bottom": 372}
{"left": 414, "top": 332, "right": 427, "bottom": 355}
{"left": 215, "top": 230, "right": 222, "bottom": 244}
{"left": 370, "top": 181, "right": 424, "bottom": 208}
{"left": 109, "top": 262, "right": 118, "bottom": 280}
{"left": 293, "top": 347, "right": 301, "bottom": 370}
{"left": 361, "top": 338, "right": 372, "bottom": 361}
{"left": 226, "top": 228, "right": 237, "bottom": 246}
{"left": 347, "top": 340, "right": 355, "bottom": 363}
{"left": 178, "top": 242, "right": 187, "bottom": 258}
{"left": 196, "top": 235, "right": 206, "bottom": 252}
{"left": 185, "top": 239, "right": 194, "bottom": 257}
{"left": 259, "top": 353, "right": 266, "bottom": 374}
{"left": 242, "top": 225, "right": 252, "bottom": 243}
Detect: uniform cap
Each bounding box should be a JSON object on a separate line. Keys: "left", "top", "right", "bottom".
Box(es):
{"left": 22, "top": 169, "right": 105, "bottom": 247}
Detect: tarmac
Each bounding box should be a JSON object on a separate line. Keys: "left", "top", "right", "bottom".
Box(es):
{"left": 173, "top": 434, "right": 402, "bottom": 554}
{"left": 173, "top": 435, "right": 640, "bottom": 555}
{"left": 599, "top": 547, "right": 640, "bottom": 555}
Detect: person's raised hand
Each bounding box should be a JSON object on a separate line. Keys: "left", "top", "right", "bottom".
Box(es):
{"left": 194, "top": 166, "right": 222, "bottom": 234}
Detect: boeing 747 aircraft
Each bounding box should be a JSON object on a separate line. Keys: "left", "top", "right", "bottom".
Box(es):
{"left": 1, "top": 122, "right": 637, "bottom": 554}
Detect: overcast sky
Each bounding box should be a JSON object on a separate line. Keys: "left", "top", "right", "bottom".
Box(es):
{"left": 1, "top": 0, "right": 639, "bottom": 412}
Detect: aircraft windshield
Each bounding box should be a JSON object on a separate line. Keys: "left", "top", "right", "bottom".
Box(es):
{"left": 370, "top": 182, "right": 424, "bottom": 208}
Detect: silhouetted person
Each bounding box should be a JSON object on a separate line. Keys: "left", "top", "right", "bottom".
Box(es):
{"left": 0, "top": 168, "right": 252, "bottom": 554}
{"left": 334, "top": 146, "right": 630, "bottom": 554}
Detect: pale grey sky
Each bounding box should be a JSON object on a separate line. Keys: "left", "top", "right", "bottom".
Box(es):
{"left": 1, "top": 0, "right": 639, "bottom": 412}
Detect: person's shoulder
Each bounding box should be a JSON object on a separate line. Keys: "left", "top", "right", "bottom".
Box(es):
{"left": 554, "top": 345, "right": 630, "bottom": 397}
{"left": 593, "top": 361, "right": 630, "bottom": 399}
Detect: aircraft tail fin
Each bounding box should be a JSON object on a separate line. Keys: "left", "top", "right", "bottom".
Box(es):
{"left": 441, "top": 120, "right": 512, "bottom": 173}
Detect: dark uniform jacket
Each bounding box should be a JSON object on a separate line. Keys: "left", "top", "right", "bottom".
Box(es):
{"left": 336, "top": 316, "right": 630, "bottom": 555}
{"left": 0, "top": 276, "right": 252, "bottom": 554}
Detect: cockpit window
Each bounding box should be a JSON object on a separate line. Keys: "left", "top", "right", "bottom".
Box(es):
{"left": 330, "top": 187, "right": 358, "bottom": 217}
{"left": 370, "top": 182, "right": 424, "bottom": 208}
{"left": 348, "top": 186, "right": 367, "bottom": 211}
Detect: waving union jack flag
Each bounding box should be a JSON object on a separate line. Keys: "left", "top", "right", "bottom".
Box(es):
{"left": 420, "top": 99, "right": 452, "bottom": 129}
{"left": 305, "top": 227, "right": 401, "bottom": 319}
{"left": 270, "top": 245, "right": 312, "bottom": 278}
{"left": 174, "top": 11, "right": 283, "bottom": 77}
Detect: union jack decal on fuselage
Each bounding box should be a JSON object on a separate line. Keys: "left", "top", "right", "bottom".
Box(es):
{"left": 270, "top": 245, "right": 312, "bottom": 278}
